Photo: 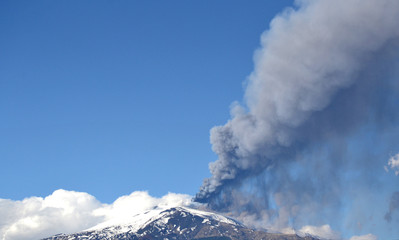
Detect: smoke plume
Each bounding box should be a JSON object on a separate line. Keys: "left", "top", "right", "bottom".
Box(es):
{"left": 195, "top": 0, "right": 399, "bottom": 237}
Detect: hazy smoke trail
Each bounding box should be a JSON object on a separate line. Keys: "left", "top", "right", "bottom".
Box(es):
{"left": 385, "top": 191, "right": 399, "bottom": 222}
{"left": 195, "top": 0, "right": 399, "bottom": 237}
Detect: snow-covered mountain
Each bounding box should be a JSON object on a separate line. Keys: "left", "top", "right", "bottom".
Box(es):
{"left": 42, "top": 206, "right": 318, "bottom": 240}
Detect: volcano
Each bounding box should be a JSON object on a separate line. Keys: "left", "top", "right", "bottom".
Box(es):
{"left": 42, "top": 206, "right": 319, "bottom": 240}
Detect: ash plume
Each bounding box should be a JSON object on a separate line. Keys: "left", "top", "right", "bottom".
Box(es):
{"left": 195, "top": 0, "right": 399, "bottom": 236}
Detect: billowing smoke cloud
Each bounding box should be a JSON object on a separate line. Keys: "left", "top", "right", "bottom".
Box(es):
{"left": 195, "top": 0, "right": 399, "bottom": 238}
{"left": 0, "top": 189, "right": 191, "bottom": 240}
{"left": 196, "top": 0, "right": 399, "bottom": 203}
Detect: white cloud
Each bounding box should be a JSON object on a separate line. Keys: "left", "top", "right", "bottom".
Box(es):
{"left": 0, "top": 189, "right": 192, "bottom": 240}
{"left": 0, "top": 189, "right": 379, "bottom": 240}
{"left": 298, "top": 224, "right": 340, "bottom": 239}
{"left": 386, "top": 153, "right": 399, "bottom": 176}
{"left": 349, "top": 233, "right": 378, "bottom": 240}
{"left": 298, "top": 224, "right": 378, "bottom": 240}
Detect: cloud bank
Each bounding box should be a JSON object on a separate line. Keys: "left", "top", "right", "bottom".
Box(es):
{"left": 0, "top": 190, "right": 192, "bottom": 240}
{"left": 0, "top": 189, "right": 380, "bottom": 240}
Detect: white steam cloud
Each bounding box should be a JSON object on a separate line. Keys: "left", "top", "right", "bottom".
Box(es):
{"left": 0, "top": 190, "right": 191, "bottom": 240}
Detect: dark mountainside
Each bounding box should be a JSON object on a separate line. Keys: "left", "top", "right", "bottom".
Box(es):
{"left": 42, "top": 207, "right": 319, "bottom": 240}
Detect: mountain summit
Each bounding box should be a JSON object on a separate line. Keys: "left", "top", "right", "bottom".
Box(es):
{"left": 42, "top": 206, "right": 318, "bottom": 240}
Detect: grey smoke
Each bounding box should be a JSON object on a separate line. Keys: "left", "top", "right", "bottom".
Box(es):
{"left": 195, "top": 0, "right": 399, "bottom": 202}
{"left": 195, "top": 0, "right": 399, "bottom": 236}
{"left": 385, "top": 191, "right": 399, "bottom": 222}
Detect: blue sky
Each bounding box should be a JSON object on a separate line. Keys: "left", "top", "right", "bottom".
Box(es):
{"left": 2, "top": 1, "right": 399, "bottom": 240}
{"left": 0, "top": 0, "right": 293, "bottom": 203}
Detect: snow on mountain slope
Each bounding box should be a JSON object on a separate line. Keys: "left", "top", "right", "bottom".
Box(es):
{"left": 85, "top": 206, "right": 241, "bottom": 236}
{"left": 43, "top": 206, "right": 318, "bottom": 240}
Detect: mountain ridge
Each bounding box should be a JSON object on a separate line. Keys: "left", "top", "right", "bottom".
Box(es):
{"left": 42, "top": 206, "right": 319, "bottom": 240}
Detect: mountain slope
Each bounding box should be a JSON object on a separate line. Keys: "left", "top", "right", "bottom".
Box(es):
{"left": 42, "top": 207, "right": 318, "bottom": 240}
